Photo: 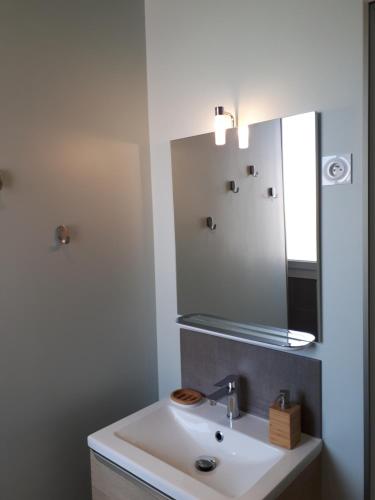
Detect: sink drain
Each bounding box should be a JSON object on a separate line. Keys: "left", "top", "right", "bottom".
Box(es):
{"left": 195, "top": 456, "right": 217, "bottom": 472}
{"left": 215, "top": 430, "right": 224, "bottom": 442}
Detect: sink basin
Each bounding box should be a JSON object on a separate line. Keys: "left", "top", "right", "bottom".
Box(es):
{"left": 115, "top": 403, "right": 282, "bottom": 497}
{"left": 88, "top": 399, "right": 322, "bottom": 500}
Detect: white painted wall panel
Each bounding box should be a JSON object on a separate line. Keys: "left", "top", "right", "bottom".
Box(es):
{"left": 145, "top": 1, "right": 367, "bottom": 498}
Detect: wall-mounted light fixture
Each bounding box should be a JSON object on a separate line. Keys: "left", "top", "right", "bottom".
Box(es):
{"left": 214, "top": 106, "right": 249, "bottom": 149}
{"left": 214, "top": 106, "right": 235, "bottom": 146}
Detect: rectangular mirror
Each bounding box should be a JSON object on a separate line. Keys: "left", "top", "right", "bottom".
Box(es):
{"left": 171, "top": 112, "right": 320, "bottom": 345}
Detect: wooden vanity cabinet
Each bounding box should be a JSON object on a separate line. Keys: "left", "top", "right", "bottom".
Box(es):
{"left": 90, "top": 450, "right": 321, "bottom": 500}
{"left": 90, "top": 451, "right": 170, "bottom": 500}
{"left": 278, "top": 456, "right": 321, "bottom": 500}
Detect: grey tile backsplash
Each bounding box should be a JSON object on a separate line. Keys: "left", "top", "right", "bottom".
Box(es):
{"left": 180, "top": 329, "right": 322, "bottom": 437}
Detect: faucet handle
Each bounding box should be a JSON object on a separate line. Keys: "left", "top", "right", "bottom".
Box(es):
{"left": 214, "top": 374, "right": 239, "bottom": 388}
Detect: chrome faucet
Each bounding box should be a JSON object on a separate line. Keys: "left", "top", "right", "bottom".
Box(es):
{"left": 207, "top": 375, "right": 240, "bottom": 420}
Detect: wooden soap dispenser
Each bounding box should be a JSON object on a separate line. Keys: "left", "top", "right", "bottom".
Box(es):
{"left": 269, "top": 390, "right": 301, "bottom": 449}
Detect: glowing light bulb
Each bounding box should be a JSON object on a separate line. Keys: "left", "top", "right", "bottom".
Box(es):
{"left": 238, "top": 125, "right": 249, "bottom": 149}
{"left": 214, "top": 106, "right": 235, "bottom": 146}
{"left": 214, "top": 113, "right": 227, "bottom": 145}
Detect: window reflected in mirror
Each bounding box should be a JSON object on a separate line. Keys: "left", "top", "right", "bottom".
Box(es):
{"left": 282, "top": 112, "right": 317, "bottom": 263}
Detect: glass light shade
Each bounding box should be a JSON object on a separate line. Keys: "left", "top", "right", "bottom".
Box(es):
{"left": 214, "top": 114, "right": 227, "bottom": 145}
{"left": 238, "top": 125, "right": 249, "bottom": 149}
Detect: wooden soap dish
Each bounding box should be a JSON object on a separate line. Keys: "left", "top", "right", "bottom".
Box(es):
{"left": 170, "top": 388, "right": 203, "bottom": 406}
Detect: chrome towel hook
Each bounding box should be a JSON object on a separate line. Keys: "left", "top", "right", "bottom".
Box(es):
{"left": 56, "top": 225, "right": 71, "bottom": 245}
{"left": 206, "top": 217, "right": 217, "bottom": 231}
{"left": 248, "top": 165, "right": 259, "bottom": 177}
{"left": 229, "top": 180, "right": 240, "bottom": 193}
{"left": 268, "top": 187, "right": 278, "bottom": 199}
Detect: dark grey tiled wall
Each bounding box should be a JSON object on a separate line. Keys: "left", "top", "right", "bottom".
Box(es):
{"left": 180, "top": 329, "right": 322, "bottom": 437}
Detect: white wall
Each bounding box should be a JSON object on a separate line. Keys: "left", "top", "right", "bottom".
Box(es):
{"left": 145, "top": 1, "right": 367, "bottom": 498}
{"left": 0, "top": 2, "right": 157, "bottom": 499}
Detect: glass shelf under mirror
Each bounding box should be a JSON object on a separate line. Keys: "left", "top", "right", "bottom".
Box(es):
{"left": 177, "top": 313, "right": 315, "bottom": 351}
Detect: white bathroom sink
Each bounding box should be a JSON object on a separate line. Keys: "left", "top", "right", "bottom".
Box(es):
{"left": 88, "top": 399, "right": 322, "bottom": 500}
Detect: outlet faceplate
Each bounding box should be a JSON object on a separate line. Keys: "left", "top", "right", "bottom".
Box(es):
{"left": 322, "top": 154, "right": 352, "bottom": 186}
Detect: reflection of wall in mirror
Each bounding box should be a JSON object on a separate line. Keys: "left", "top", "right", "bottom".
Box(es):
{"left": 172, "top": 120, "right": 288, "bottom": 329}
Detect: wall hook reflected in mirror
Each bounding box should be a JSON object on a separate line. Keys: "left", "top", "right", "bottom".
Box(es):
{"left": 206, "top": 217, "right": 217, "bottom": 231}
{"left": 56, "top": 225, "right": 71, "bottom": 245}
{"left": 229, "top": 180, "right": 240, "bottom": 193}
{"left": 248, "top": 165, "right": 259, "bottom": 177}
{"left": 267, "top": 187, "right": 278, "bottom": 199}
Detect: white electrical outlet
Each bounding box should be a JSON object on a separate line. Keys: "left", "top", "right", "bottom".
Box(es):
{"left": 322, "top": 154, "right": 352, "bottom": 186}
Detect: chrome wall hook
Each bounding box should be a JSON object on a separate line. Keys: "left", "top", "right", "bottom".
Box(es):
{"left": 267, "top": 187, "right": 278, "bottom": 199}
{"left": 56, "top": 225, "right": 71, "bottom": 245}
{"left": 206, "top": 217, "right": 217, "bottom": 231}
{"left": 229, "top": 180, "right": 240, "bottom": 193}
{"left": 248, "top": 165, "right": 259, "bottom": 177}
